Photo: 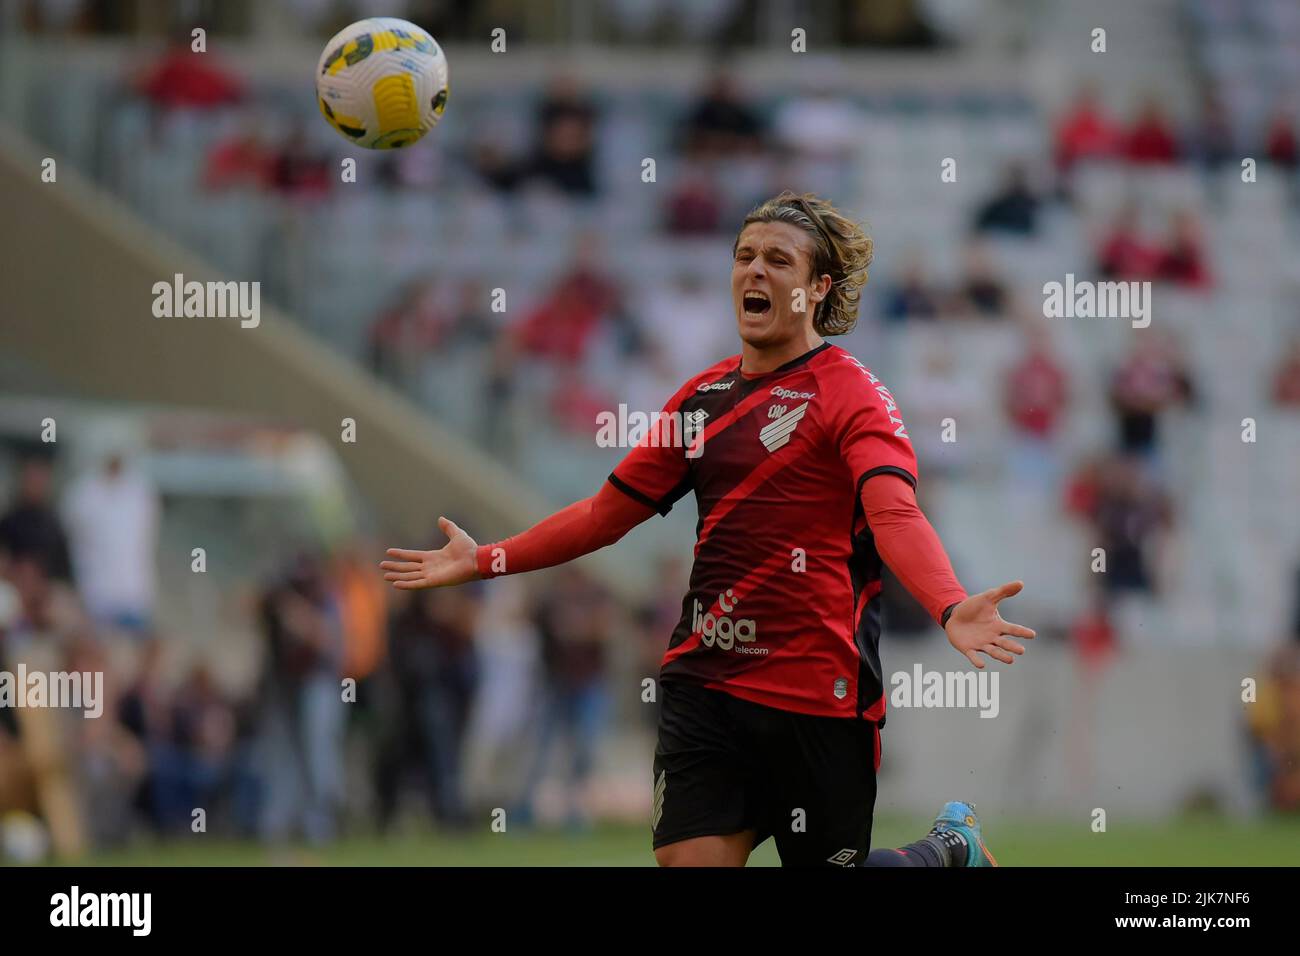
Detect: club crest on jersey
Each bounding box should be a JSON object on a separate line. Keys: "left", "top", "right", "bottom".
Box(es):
{"left": 759, "top": 401, "right": 808, "bottom": 452}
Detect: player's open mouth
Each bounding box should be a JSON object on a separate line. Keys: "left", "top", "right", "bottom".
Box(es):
{"left": 742, "top": 291, "right": 771, "bottom": 316}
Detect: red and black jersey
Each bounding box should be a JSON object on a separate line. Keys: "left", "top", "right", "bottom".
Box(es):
{"left": 610, "top": 341, "right": 917, "bottom": 720}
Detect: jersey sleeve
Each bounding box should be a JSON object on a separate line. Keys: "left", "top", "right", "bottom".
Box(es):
{"left": 828, "top": 358, "right": 919, "bottom": 490}
{"left": 607, "top": 379, "right": 698, "bottom": 515}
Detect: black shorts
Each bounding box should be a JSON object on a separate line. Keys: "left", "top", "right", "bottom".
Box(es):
{"left": 651, "top": 679, "right": 880, "bottom": 867}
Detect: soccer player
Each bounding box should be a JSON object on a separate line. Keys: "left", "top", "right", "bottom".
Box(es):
{"left": 381, "top": 191, "right": 1035, "bottom": 867}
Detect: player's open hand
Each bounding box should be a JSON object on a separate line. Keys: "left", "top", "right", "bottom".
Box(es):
{"left": 943, "top": 580, "right": 1035, "bottom": 669}
{"left": 380, "top": 516, "right": 480, "bottom": 590}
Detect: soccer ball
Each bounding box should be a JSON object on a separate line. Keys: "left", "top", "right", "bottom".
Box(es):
{"left": 315, "top": 17, "right": 449, "bottom": 149}
{"left": 1, "top": 811, "right": 51, "bottom": 863}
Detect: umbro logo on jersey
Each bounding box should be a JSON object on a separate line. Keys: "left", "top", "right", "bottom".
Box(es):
{"left": 758, "top": 401, "right": 808, "bottom": 452}
{"left": 697, "top": 380, "right": 734, "bottom": 392}
{"left": 827, "top": 848, "right": 859, "bottom": 866}
{"left": 685, "top": 408, "right": 708, "bottom": 426}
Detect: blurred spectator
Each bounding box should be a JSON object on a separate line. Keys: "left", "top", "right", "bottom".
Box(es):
{"left": 0, "top": 454, "right": 72, "bottom": 583}
{"left": 681, "top": 71, "right": 764, "bottom": 159}
{"left": 134, "top": 37, "right": 243, "bottom": 110}
{"left": 882, "top": 250, "right": 942, "bottom": 322}
{"left": 268, "top": 125, "right": 332, "bottom": 199}
{"left": 974, "top": 163, "right": 1042, "bottom": 236}
{"left": 513, "top": 237, "right": 624, "bottom": 364}
{"left": 523, "top": 76, "right": 598, "bottom": 196}
{"left": 664, "top": 161, "right": 725, "bottom": 234}
{"left": 516, "top": 567, "right": 615, "bottom": 829}
{"left": 1004, "top": 324, "right": 1070, "bottom": 489}
{"left": 202, "top": 128, "right": 273, "bottom": 192}
{"left": 1244, "top": 644, "right": 1300, "bottom": 811}
{"left": 1069, "top": 591, "right": 1119, "bottom": 671}
{"left": 952, "top": 242, "right": 1010, "bottom": 318}
{"left": 462, "top": 577, "right": 538, "bottom": 794}
{"left": 0, "top": 553, "right": 87, "bottom": 857}
{"left": 1264, "top": 107, "right": 1299, "bottom": 170}
{"left": 1097, "top": 206, "right": 1162, "bottom": 281}
{"left": 116, "top": 640, "right": 172, "bottom": 828}
{"left": 1124, "top": 98, "right": 1180, "bottom": 165}
{"left": 368, "top": 278, "right": 456, "bottom": 390}
{"left": 335, "top": 543, "right": 389, "bottom": 683}
{"left": 1190, "top": 92, "right": 1235, "bottom": 170}
{"left": 470, "top": 139, "right": 522, "bottom": 193}
{"left": 1271, "top": 338, "right": 1300, "bottom": 408}
{"left": 1064, "top": 454, "right": 1174, "bottom": 595}
{"left": 1157, "top": 210, "right": 1212, "bottom": 289}
{"left": 62, "top": 452, "right": 159, "bottom": 638}
{"left": 256, "top": 552, "right": 345, "bottom": 843}
{"left": 380, "top": 586, "right": 479, "bottom": 829}
{"left": 120, "top": 648, "right": 241, "bottom": 836}
{"left": 1054, "top": 86, "right": 1122, "bottom": 172}
{"left": 1109, "top": 334, "right": 1196, "bottom": 457}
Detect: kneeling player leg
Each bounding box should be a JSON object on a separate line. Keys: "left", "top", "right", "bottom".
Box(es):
{"left": 861, "top": 800, "right": 989, "bottom": 867}
{"left": 651, "top": 681, "right": 757, "bottom": 865}
{"left": 763, "top": 711, "right": 878, "bottom": 867}
{"left": 862, "top": 840, "right": 959, "bottom": 867}
{"left": 654, "top": 831, "right": 755, "bottom": 867}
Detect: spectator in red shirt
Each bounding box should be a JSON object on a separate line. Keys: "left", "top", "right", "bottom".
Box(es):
{"left": 1124, "top": 98, "right": 1180, "bottom": 165}
{"left": 268, "top": 125, "right": 332, "bottom": 199}
{"left": 1264, "top": 108, "right": 1299, "bottom": 170}
{"left": 202, "top": 129, "right": 272, "bottom": 192}
{"left": 664, "top": 162, "right": 724, "bottom": 235}
{"left": 1097, "top": 207, "right": 1162, "bottom": 281}
{"left": 1005, "top": 325, "right": 1070, "bottom": 440}
{"left": 1157, "top": 210, "right": 1212, "bottom": 289}
{"left": 1272, "top": 339, "right": 1300, "bottom": 409}
{"left": 1005, "top": 324, "right": 1070, "bottom": 490}
{"left": 513, "top": 237, "right": 622, "bottom": 363}
{"left": 135, "top": 38, "right": 243, "bottom": 110}
{"left": 1054, "top": 86, "right": 1122, "bottom": 172}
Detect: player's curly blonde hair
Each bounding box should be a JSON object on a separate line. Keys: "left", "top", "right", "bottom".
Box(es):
{"left": 735, "top": 191, "right": 873, "bottom": 336}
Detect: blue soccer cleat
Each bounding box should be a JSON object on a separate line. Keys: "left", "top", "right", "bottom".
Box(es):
{"left": 929, "top": 800, "right": 998, "bottom": 867}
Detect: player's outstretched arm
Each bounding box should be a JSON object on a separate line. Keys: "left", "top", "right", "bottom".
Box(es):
{"left": 380, "top": 480, "right": 655, "bottom": 590}
{"left": 860, "top": 474, "right": 1035, "bottom": 668}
